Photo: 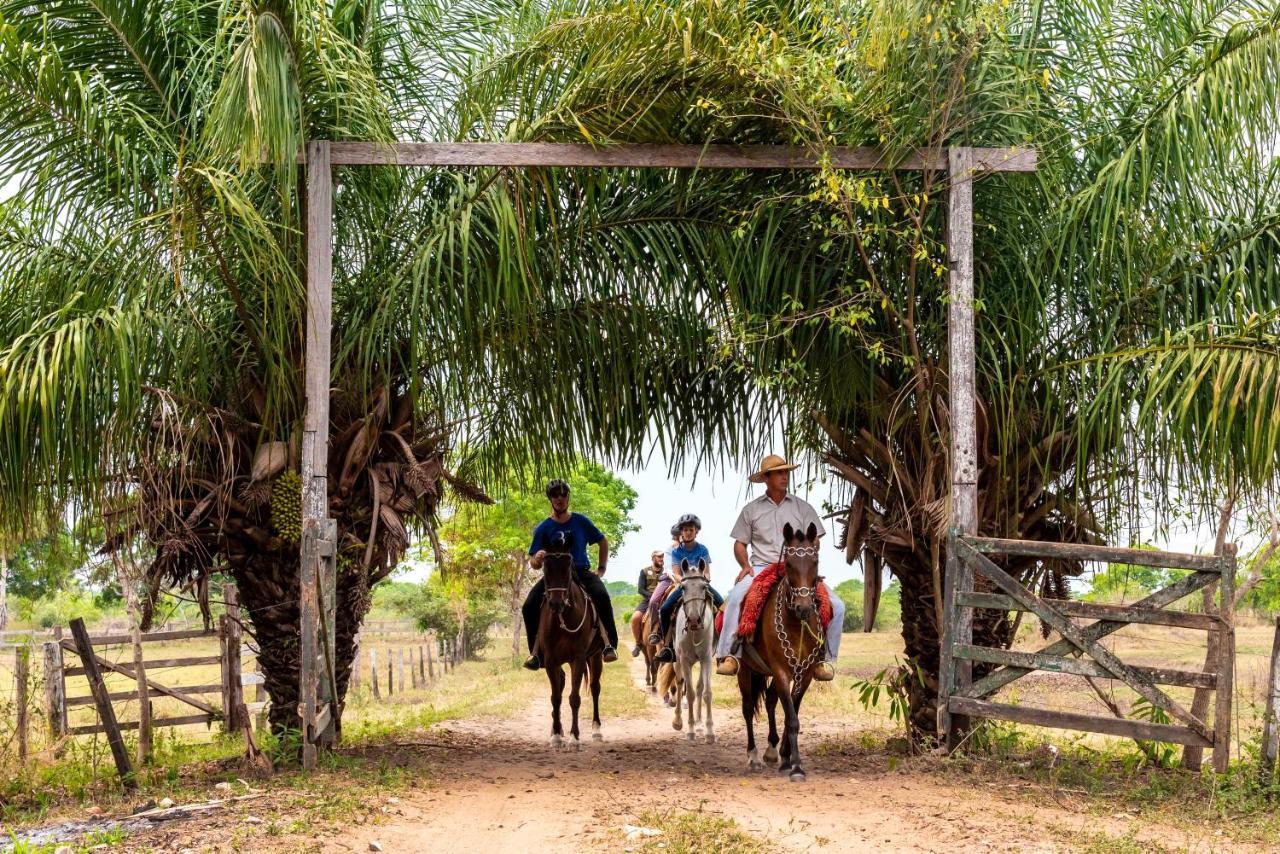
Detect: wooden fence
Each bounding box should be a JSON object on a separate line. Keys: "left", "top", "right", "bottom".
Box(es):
{"left": 939, "top": 532, "right": 1236, "bottom": 772}
{"left": 349, "top": 631, "right": 459, "bottom": 700}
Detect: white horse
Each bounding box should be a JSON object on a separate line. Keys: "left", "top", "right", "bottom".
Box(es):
{"left": 671, "top": 558, "right": 715, "bottom": 743}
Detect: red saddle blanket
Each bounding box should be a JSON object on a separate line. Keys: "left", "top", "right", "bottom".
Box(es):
{"left": 736, "top": 562, "right": 832, "bottom": 639}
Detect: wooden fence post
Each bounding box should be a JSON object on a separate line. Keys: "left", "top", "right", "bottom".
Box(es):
{"left": 1213, "top": 544, "right": 1236, "bottom": 774}
{"left": 399, "top": 648, "right": 408, "bottom": 691}
{"left": 350, "top": 632, "right": 362, "bottom": 692}
{"left": 42, "top": 637, "right": 66, "bottom": 744}
{"left": 387, "top": 649, "right": 394, "bottom": 696}
{"left": 427, "top": 638, "right": 435, "bottom": 680}
{"left": 410, "top": 648, "right": 418, "bottom": 689}
{"left": 1261, "top": 616, "right": 1280, "bottom": 782}
{"left": 220, "top": 584, "right": 245, "bottom": 734}
{"left": 370, "top": 648, "right": 380, "bottom": 700}
{"left": 69, "top": 618, "right": 135, "bottom": 789}
{"left": 126, "top": 582, "right": 151, "bottom": 765}
{"left": 14, "top": 646, "right": 29, "bottom": 761}
{"left": 418, "top": 646, "right": 426, "bottom": 685}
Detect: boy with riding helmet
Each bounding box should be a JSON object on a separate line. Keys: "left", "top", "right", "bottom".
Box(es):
{"left": 643, "top": 523, "right": 682, "bottom": 641}
{"left": 654, "top": 513, "right": 725, "bottom": 663}
{"left": 521, "top": 478, "right": 619, "bottom": 670}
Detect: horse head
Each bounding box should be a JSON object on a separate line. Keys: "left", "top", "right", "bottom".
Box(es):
{"left": 543, "top": 530, "right": 575, "bottom": 613}
{"left": 678, "top": 557, "right": 711, "bottom": 632}
{"left": 780, "top": 522, "right": 821, "bottom": 621}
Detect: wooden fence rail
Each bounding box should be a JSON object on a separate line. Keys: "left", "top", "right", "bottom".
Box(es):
{"left": 939, "top": 532, "right": 1236, "bottom": 772}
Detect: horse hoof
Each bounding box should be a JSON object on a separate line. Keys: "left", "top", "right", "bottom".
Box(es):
{"left": 550, "top": 735, "right": 563, "bottom": 748}
{"left": 748, "top": 759, "right": 763, "bottom": 771}
{"left": 686, "top": 732, "right": 696, "bottom": 742}
{"left": 763, "top": 747, "right": 779, "bottom": 764}
{"left": 672, "top": 720, "right": 683, "bottom": 731}
{"left": 592, "top": 732, "right": 603, "bottom": 742}
{"left": 705, "top": 733, "right": 716, "bottom": 744}
{"left": 573, "top": 741, "right": 582, "bottom": 752}
{"left": 789, "top": 771, "right": 807, "bottom": 783}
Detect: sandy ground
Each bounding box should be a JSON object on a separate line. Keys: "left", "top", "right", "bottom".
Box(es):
{"left": 298, "top": 658, "right": 1240, "bottom": 854}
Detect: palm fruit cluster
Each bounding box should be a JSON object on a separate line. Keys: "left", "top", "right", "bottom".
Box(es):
{"left": 270, "top": 470, "right": 303, "bottom": 546}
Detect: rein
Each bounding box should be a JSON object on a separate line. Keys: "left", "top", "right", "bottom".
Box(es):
{"left": 545, "top": 583, "right": 595, "bottom": 635}
{"left": 774, "top": 562, "right": 826, "bottom": 696}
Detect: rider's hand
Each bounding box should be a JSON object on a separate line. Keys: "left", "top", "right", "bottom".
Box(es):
{"left": 533, "top": 549, "right": 547, "bottom": 562}
{"left": 735, "top": 565, "right": 754, "bottom": 584}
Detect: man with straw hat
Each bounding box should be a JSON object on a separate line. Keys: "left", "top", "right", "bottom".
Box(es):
{"left": 715, "top": 454, "right": 843, "bottom": 680}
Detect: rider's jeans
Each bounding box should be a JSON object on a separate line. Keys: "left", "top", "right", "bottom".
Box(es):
{"left": 715, "top": 569, "right": 844, "bottom": 662}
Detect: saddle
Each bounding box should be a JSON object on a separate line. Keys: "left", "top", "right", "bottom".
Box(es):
{"left": 736, "top": 562, "right": 833, "bottom": 639}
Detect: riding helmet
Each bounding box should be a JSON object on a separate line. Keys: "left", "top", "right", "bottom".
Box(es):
{"left": 545, "top": 478, "right": 570, "bottom": 497}
{"left": 676, "top": 513, "right": 701, "bottom": 531}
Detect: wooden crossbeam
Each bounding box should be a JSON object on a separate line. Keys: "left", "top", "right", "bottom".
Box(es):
{"left": 965, "top": 536, "right": 1219, "bottom": 571}
{"left": 956, "top": 591, "right": 1219, "bottom": 631}
{"left": 953, "top": 538, "right": 1212, "bottom": 742}
{"left": 953, "top": 644, "right": 1216, "bottom": 689}
{"left": 963, "top": 566, "right": 1218, "bottom": 699}
{"left": 324, "top": 142, "right": 1037, "bottom": 172}
{"left": 948, "top": 697, "right": 1213, "bottom": 748}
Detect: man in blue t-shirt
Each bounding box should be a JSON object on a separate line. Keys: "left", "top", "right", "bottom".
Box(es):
{"left": 521, "top": 478, "right": 619, "bottom": 670}
{"left": 653, "top": 513, "right": 724, "bottom": 663}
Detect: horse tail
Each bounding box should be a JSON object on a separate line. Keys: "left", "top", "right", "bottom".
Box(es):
{"left": 657, "top": 662, "right": 677, "bottom": 696}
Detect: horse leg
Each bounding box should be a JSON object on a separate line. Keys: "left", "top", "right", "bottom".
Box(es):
{"left": 568, "top": 659, "right": 584, "bottom": 749}
{"left": 739, "top": 670, "right": 763, "bottom": 770}
{"left": 671, "top": 656, "right": 684, "bottom": 731}
{"left": 548, "top": 663, "right": 564, "bottom": 748}
{"left": 702, "top": 647, "right": 716, "bottom": 744}
{"left": 778, "top": 682, "right": 805, "bottom": 782}
{"left": 764, "top": 683, "right": 781, "bottom": 766}
{"left": 589, "top": 653, "right": 603, "bottom": 742}
{"left": 682, "top": 655, "right": 697, "bottom": 741}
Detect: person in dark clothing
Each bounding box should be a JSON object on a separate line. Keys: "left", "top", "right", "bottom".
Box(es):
{"left": 521, "top": 479, "right": 619, "bottom": 670}
{"left": 631, "top": 550, "right": 666, "bottom": 656}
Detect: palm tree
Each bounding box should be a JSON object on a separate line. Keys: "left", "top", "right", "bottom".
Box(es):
{"left": 442, "top": 0, "right": 1280, "bottom": 739}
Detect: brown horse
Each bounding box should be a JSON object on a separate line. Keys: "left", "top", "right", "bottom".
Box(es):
{"left": 635, "top": 608, "right": 659, "bottom": 692}
{"left": 737, "top": 521, "right": 825, "bottom": 782}
{"left": 536, "top": 538, "right": 604, "bottom": 748}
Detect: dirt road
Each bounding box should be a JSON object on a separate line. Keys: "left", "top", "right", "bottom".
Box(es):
{"left": 313, "top": 657, "right": 1227, "bottom": 853}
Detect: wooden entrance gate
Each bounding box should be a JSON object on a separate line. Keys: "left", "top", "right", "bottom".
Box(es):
{"left": 938, "top": 532, "right": 1237, "bottom": 771}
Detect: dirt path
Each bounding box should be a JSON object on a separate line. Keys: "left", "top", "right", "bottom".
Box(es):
{"left": 314, "top": 658, "right": 1232, "bottom": 853}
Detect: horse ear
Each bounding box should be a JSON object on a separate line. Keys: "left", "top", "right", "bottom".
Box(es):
{"left": 681, "top": 558, "right": 690, "bottom": 574}
{"left": 782, "top": 522, "right": 794, "bottom": 542}
{"left": 697, "top": 558, "right": 708, "bottom": 574}
{"left": 806, "top": 522, "right": 818, "bottom": 542}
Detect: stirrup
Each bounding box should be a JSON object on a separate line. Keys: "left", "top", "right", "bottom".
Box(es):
{"left": 813, "top": 661, "right": 836, "bottom": 682}
{"left": 715, "top": 656, "right": 739, "bottom": 676}
{"left": 602, "top": 646, "right": 618, "bottom": 663}
{"left": 523, "top": 653, "right": 541, "bottom": 671}
{"left": 656, "top": 646, "right": 675, "bottom": 663}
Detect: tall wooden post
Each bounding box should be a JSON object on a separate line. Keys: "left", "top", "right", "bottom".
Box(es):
{"left": 938, "top": 147, "right": 976, "bottom": 749}
{"left": 14, "top": 646, "right": 29, "bottom": 761}
{"left": 1213, "top": 544, "right": 1236, "bottom": 774}
{"left": 300, "top": 140, "right": 334, "bottom": 770}
{"left": 1261, "top": 616, "right": 1280, "bottom": 781}
{"left": 125, "top": 582, "right": 151, "bottom": 764}
{"left": 220, "top": 583, "right": 245, "bottom": 734}
{"left": 43, "top": 633, "right": 67, "bottom": 744}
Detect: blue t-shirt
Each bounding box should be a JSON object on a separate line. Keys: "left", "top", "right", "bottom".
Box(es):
{"left": 529, "top": 513, "right": 605, "bottom": 570}
{"left": 670, "top": 542, "right": 711, "bottom": 573}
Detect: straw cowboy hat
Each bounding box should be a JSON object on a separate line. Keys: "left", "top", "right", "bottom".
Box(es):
{"left": 748, "top": 453, "right": 799, "bottom": 484}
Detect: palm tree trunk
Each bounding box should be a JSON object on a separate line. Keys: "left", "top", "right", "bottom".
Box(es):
{"left": 0, "top": 551, "right": 7, "bottom": 632}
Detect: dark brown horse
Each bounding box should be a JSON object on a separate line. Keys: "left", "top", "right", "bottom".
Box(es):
{"left": 536, "top": 537, "right": 604, "bottom": 748}
{"left": 738, "top": 522, "right": 825, "bottom": 782}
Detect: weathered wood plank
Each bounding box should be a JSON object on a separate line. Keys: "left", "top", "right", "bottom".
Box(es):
{"left": 953, "top": 645, "right": 1216, "bottom": 689}
{"left": 326, "top": 142, "right": 1037, "bottom": 172}
{"left": 956, "top": 591, "right": 1218, "bottom": 631}
{"left": 954, "top": 538, "right": 1213, "bottom": 742}
{"left": 67, "top": 684, "right": 227, "bottom": 707}
{"left": 14, "top": 646, "right": 29, "bottom": 760}
{"left": 964, "top": 536, "right": 1219, "bottom": 571}
{"left": 1261, "top": 616, "right": 1280, "bottom": 780}
{"left": 1213, "top": 546, "right": 1236, "bottom": 774}
{"left": 64, "top": 654, "right": 221, "bottom": 676}
{"left": 965, "top": 568, "right": 1218, "bottom": 699}
{"left": 220, "top": 584, "right": 245, "bottom": 734}
{"left": 78, "top": 628, "right": 217, "bottom": 647}
{"left": 69, "top": 713, "right": 214, "bottom": 736}
{"left": 949, "top": 697, "right": 1213, "bottom": 748}
{"left": 43, "top": 640, "right": 67, "bottom": 740}
{"left": 70, "top": 618, "right": 135, "bottom": 788}
{"left": 300, "top": 139, "right": 333, "bottom": 771}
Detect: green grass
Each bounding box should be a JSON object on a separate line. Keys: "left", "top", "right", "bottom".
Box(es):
{"left": 619, "top": 809, "right": 769, "bottom": 854}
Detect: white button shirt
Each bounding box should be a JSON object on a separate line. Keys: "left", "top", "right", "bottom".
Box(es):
{"left": 729, "top": 493, "right": 826, "bottom": 568}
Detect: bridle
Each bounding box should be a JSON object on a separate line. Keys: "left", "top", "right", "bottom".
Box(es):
{"left": 775, "top": 544, "right": 825, "bottom": 695}
{"left": 544, "top": 558, "right": 594, "bottom": 634}
{"left": 677, "top": 575, "right": 712, "bottom": 643}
